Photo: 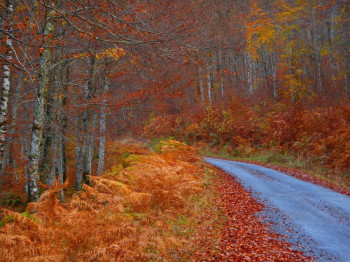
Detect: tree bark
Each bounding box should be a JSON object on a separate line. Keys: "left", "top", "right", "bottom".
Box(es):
{"left": 246, "top": 54, "right": 254, "bottom": 95}
{"left": 0, "top": 0, "right": 14, "bottom": 164}
{"left": 58, "top": 64, "right": 69, "bottom": 185}
{"left": 218, "top": 48, "right": 224, "bottom": 97}
{"left": 75, "top": 140, "right": 84, "bottom": 191}
{"left": 1, "top": 0, "right": 36, "bottom": 181}
{"left": 207, "top": 58, "right": 212, "bottom": 106}
{"left": 97, "top": 75, "right": 110, "bottom": 175}
{"left": 75, "top": 55, "right": 98, "bottom": 189}
{"left": 198, "top": 66, "right": 204, "bottom": 105}
{"left": 27, "top": 7, "right": 54, "bottom": 203}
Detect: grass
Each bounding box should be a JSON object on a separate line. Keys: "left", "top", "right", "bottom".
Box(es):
{"left": 201, "top": 147, "right": 350, "bottom": 190}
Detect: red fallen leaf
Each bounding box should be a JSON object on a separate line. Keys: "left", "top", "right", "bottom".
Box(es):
{"left": 191, "top": 167, "right": 313, "bottom": 261}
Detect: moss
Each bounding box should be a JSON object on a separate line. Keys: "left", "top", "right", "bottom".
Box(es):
{"left": 11, "top": 199, "right": 24, "bottom": 208}
{"left": 1, "top": 194, "right": 24, "bottom": 208}
{"left": 0, "top": 215, "right": 14, "bottom": 227}
{"left": 1, "top": 199, "right": 12, "bottom": 207}
{"left": 20, "top": 210, "right": 35, "bottom": 222}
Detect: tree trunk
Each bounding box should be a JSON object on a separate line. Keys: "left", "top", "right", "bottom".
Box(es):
{"left": 198, "top": 66, "right": 204, "bottom": 105}
{"left": 271, "top": 54, "right": 278, "bottom": 99}
{"left": 246, "top": 54, "right": 254, "bottom": 95}
{"left": 83, "top": 112, "right": 96, "bottom": 181}
{"left": 40, "top": 66, "right": 58, "bottom": 183}
{"left": 58, "top": 64, "right": 69, "bottom": 185}
{"left": 218, "top": 48, "right": 224, "bottom": 97}
{"left": 75, "top": 140, "right": 84, "bottom": 191}
{"left": 0, "top": 0, "right": 14, "bottom": 164}
{"left": 58, "top": 135, "right": 65, "bottom": 201}
{"left": 46, "top": 136, "right": 58, "bottom": 186}
{"left": 207, "top": 58, "right": 212, "bottom": 106}
{"left": 27, "top": 8, "right": 54, "bottom": 203}
{"left": 97, "top": 75, "right": 110, "bottom": 175}
{"left": 1, "top": 0, "right": 36, "bottom": 182}
{"left": 75, "top": 55, "right": 98, "bottom": 189}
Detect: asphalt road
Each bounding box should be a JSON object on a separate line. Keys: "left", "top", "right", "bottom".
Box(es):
{"left": 205, "top": 157, "right": 350, "bottom": 262}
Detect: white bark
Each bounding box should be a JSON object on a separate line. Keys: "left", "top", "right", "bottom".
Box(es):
{"left": 207, "top": 59, "right": 212, "bottom": 106}
{"left": 27, "top": 8, "right": 54, "bottom": 202}
{"left": 97, "top": 76, "right": 109, "bottom": 175}
{"left": 0, "top": 0, "right": 14, "bottom": 164}
{"left": 198, "top": 67, "right": 204, "bottom": 105}
{"left": 246, "top": 54, "right": 254, "bottom": 95}
{"left": 218, "top": 48, "right": 224, "bottom": 97}
{"left": 1, "top": 1, "right": 36, "bottom": 180}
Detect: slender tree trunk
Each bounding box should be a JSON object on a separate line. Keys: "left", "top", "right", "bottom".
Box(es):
{"left": 46, "top": 135, "right": 58, "bottom": 186}
{"left": 58, "top": 135, "right": 65, "bottom": 201}
{"left": 218, "top": 48, "right": 224, "bottom": 97}
{"left": 198, "top": 66, "right": 204, "bottom": 105}
{"left": 1, "top": 70, "right": 23, "bottom": 178}
{"left": 207, "top": 58, "right": 212, "bottom": 106}
{"left": 75, "top": 55, "right": 97, "bottom": 189}
{"left": 97, "top": 75, "right": 109, "bottom": 175}
{"left": 40, "top": 65, "right": 58, "bottom": 183}
{"left": 83, "top": 112, "right": 96, "bottom": 180}
{"left": 271, "top": 54, "right": 278, "bottom": 99}
{"left": 58, "top": 64, "right": 69, "bottom": 185}
{"left": 246, "top": 54, "right": 254, "bottom": 95}
{"left": 0, "top": 0, "right": 14, "bottom": 164}
{"left": 75, "top": 140, "right": 84, "bottom": 191}
{"left": 27, "top": 8, "right": 54, "bottom": 203}
{"left": 1, "top": 0, "right": 36, "bottom": 180}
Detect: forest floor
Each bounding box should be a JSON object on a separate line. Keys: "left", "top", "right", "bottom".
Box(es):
{"left": 0, "top": 139, "right": 321, "bottom": 261}
{"left": 189, "top": 165, "right": 311, "bottom": 261}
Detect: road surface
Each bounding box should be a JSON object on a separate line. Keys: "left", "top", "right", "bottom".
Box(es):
{"left": 205, "top": 157, "right": 350, "bottom": 262}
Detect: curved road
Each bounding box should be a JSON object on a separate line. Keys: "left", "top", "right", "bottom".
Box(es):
{"left": 205, "top": 157, "right": 350, "bottom": 262}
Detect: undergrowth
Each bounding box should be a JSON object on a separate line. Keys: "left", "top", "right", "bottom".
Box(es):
{"left": 0, "top": 140, "right": 219, "bottom": 261}
{"left": 145, "top": 100, "right": 350, "bottom": 187}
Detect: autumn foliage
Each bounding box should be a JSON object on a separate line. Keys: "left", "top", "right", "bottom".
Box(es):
{"left": 0, "top": 141, "right": 206, "bottom": 261}
{"left": 145, "top": 100, "right": 350, "bottom": 185}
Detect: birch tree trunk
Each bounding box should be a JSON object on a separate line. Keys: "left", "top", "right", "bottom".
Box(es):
{"left": 246, "top": 54, "right": 254, "bottom": 95}
{"left": 198, "top": 66, "right": 204, "bottom": 105}
{"left": 27, "top": 8, "right": 54, "bottom": 203}
{"left": 0, "top": 0, "right": 14, "bottom": 164}
{"left": 218, "top": 48, "right": 224, "bottom": 97}
{"left": 1, "top": 0, "right": 36, "bottom": 180}
{"left": 207, "top": 59, "right": 212, "bottom": 106}
{"left": 97, "top": 75, "right": 110, "bottom": 175}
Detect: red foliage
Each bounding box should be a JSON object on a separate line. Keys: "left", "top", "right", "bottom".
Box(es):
{"left": 145, "top": 100, "right": 350, "bottom": 184}
{"left": 192, "top": 167, "right": 311, "bottom": 261}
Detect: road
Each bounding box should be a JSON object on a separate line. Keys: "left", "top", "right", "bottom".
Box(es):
{"left": 205, "top": 157, "right": 350, "bottom": 262}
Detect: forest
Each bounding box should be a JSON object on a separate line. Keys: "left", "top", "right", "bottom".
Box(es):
{"left": 0, "top": 0, "right": 349, "bottom": 261}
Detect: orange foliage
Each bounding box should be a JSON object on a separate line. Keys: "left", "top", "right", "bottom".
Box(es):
{"left": 0, "top": 141, "right": 203, "bottom": 261}
{"left": 145, "top": 100, "right": 350, "bottom": 183}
